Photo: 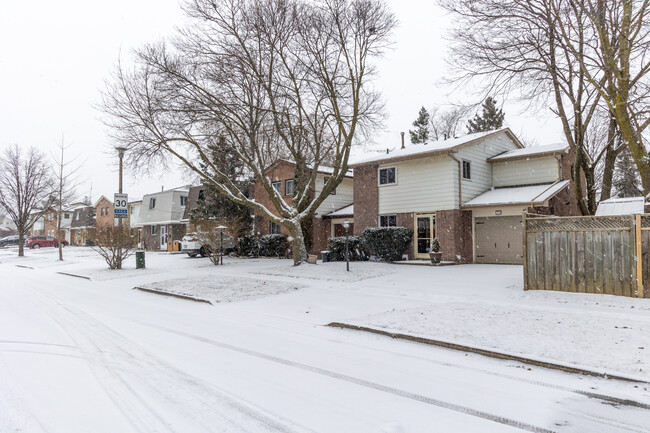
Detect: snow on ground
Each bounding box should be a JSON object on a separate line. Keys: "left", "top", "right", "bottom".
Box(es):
{"left": 142, "top": 276, "right": 303, "bottom": 303}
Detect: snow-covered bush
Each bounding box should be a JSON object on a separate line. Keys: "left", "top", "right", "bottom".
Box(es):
{"left": 327, "top": 236, "right": 368, "bottom": 261}
{"left": 258, "top": 234, "right": 289, "bottom": 257}
{"left": 362, "top": 227, "right": 413, "bottom": 262}
{"left": 238, "top": 235, "right": 259, "bottom": 257}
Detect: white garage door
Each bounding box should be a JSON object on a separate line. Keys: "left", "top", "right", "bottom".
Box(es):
{"left": 475, "top": 216, "right": 523, "bottom": 264}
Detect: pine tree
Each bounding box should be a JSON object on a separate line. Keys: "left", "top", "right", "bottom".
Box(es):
{"left": 613, "top": 146, "right": 642, "bottom": 197}
{"left": 409, "top": 107, "right": 430, "bottom": 144}
{"left": 467, "top": 97, "right": 505, "bottom": 133}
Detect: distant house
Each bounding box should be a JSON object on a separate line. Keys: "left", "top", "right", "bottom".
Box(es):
{"left": 137, "top": 187, "right": 189, "bottom": 250}
{"left": 70, "top": 205, "right": 96, "bottom": 246}
{"left": 0, "top": 214, "right": 16, "bottom": 234}
{"left": 181, "top": 185, "right": 207, "bottom": 232}
{"left": 253, "top": 160, "right": 354, "bottom": 256}
{"left": 94, "top": 195, "right": 116, "bottom": 230}
{"left": 596, "top": 197, "right": 647, "bottom": 216}
{"left": 349, "top": 128, "right": 582, "bottom": 264}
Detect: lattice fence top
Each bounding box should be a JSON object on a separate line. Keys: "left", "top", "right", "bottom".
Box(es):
{"left": 526, "top": 215, "right": 633, "bottom": 232}
{"left": 642, "top": 215, "right": 650, "bottom": 229}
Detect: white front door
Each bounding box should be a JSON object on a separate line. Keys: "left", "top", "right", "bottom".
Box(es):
{"left": 160, "top": 225, "right": 167, "bottom": 251}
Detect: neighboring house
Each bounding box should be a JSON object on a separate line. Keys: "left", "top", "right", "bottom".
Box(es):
{"left": 137, "top": 187, "right": 189, "bottom": 250}
{"left": 128, "top": 199, "right": 143, "bottom": 247}
{"left": 0, "top": 214, "right": 16, "bottom": 234}
{"left": 94, "top": 195, "right": 116, "bottom": 230}
{"left": 253, "top": 160, "right": 354, "bottom": 256}
{"left": 349, "top": 128, "right": 582, "bottom": 264}
{"left": 181, "top": 185, "right": 207, "bottom": 232}
{"left": 70, "top": 205, "right": 96, "bottom": 245}
{"left": 596, "top": 197, "right": 648, "bottom": 216}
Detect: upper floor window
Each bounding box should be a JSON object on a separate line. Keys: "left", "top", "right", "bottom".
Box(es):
{"left": 270, "top": 221, "right": 282, "bottom": 234}
{"left": 180, "top": 196, "right": 188, "bottom": 206}
{"left": 285, "top": 179, "right": 294, "bottom": 196}
{"left": 198, "top": 190, "right": 206, "bottom": 201}
{"left": 130, "top": 206, "right": 134, "bottom": 214}
{"left": 379, "top": 214, "right": 397, "bottom": 227}
{"left": 272, "top": 182, "right": 281, "bottom": 194}
{"left": 149, "top": 198, "right": 156, "bottom": 209}
{"left": 324, "top": 177, "right": 336, "bottom": 195}
{"left": 64, "top": 213, "right": 70, "bottom": 219}
{"left": 101, "top": 208, "right": 105, "bottom": 216}
{"left": 462, "top": 160, "right": 471, "bottom": 180}
{"left": 379, "top": 167, "right": 396, "bottom": 185}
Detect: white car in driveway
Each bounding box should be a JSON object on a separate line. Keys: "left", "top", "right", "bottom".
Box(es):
{"left": 181, "top": 233, "right": 208, "bottom": 257}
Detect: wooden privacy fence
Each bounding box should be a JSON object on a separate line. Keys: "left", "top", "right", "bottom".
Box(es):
{"left": 523, "top": 213, "right": 649, "bottom": 298}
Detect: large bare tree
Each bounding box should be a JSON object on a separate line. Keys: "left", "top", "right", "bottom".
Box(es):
{"left": 52, "top": 138, "right": 83, "bottom": 261}
{"left": 100, "top": 0, "right": 394, "bottom": 264}
{"left": 441, "top": 0, "right": 621, "bottom": 214}
{"left": 0, "top": 145, "right": 54, "bottom": 256}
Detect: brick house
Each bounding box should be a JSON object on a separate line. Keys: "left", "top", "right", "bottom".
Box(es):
{"left": 349, "top": 128, "right": 583, "bottom": 264}
{"left": 70, "top": 205, "right": 96, "bottom": 246}
{"left": 94, "top": 196, "right": 116, "bottom": 230}
{"left": 254, "top": 160, "right": 354, "bottom": 256}
{"left": 137, "top": 187, "right": 189, "bottom": 250}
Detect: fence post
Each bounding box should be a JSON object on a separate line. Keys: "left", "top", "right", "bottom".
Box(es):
{"left": 635, "top": 214, "right": 643, "bottom": 298}
{"left": 522, "top": 212, "right": 528, "bottom": 291}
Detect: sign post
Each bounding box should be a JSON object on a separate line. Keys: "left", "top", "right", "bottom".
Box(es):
{"left": 114, "top": 193, "right": 128, "bottom": 219}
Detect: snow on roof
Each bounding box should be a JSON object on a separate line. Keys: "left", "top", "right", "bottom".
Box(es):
{"left": 595, "top": 196, "right": 645, "bottom": 216}
{"left": 349, "top": 128, "right": 517, "bottom": 167}
{"left": 488, "top": 142, "right": 569, "bottom": 162}
{"left": 463, "top": 181, "right": 570, "bottom": 207}
{"left": 323, "top": 204, "right": 353, "bottom": 218}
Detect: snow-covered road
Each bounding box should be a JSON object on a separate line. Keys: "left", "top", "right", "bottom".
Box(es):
{"left": 1, "top": 249, "right": 649, "bottom": 432}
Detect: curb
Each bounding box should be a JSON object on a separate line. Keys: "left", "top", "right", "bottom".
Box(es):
{"left": 15, "top": 265, "right": 34, "bottom": 269}
{"left": 133, "top": 286, "right": 212, "bottom": 305}
{"left": 327, "top": 322, "right": 649, "bottom": 384}
{"left": 56, "top": 272, "right": 91, "bottom": 280}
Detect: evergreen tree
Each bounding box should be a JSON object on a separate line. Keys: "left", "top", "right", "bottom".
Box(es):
{"left": 467, "top": 97, "right": 505, "bottom": 133}
{"left": 613, "top": 146, "right": 642, "bottom": 197}
{"left": 409, "top": 107, "right": 430, "bottom": 144}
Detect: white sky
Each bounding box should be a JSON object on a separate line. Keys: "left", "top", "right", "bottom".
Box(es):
{"left": 0, "top": 0, "right": 565, "bottom": 203}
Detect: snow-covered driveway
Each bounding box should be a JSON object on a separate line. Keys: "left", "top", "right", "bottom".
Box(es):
{"left": 0, "top": 248, "right": 649, "bottom": 432}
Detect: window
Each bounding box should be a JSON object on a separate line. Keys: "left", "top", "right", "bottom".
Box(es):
{"left": 285, "top": 179, "right": 294, "bottom": 195}
{"left": 379, "top": 214, "right": 397, "bottom": 227}
{"left": 270, "top": 221, "right": 282, "bottom": 234}
{"left": 180, "top": 196, "right": 188, "bottom": 206}
{"left": 324, "top": 177, "right": 336, "bottom": 195}
{"left": 101, "top": 208, "right": 105, "bottom": 216}
{"left": 64, "top": 213, "right": 70, "bottom": 219}
{"left": 92, "top": 209, "right": 97, "bottom": 218}
{"left": 462, "top": 160, "right": 471, "bottom": 180}
{"left": 198, "top": 190, "right": 206, "bottom": 201}
{"left": 272, "top": 182, "right": 281, "bottom": 194}
{"left": 379, "top": 167, "right": 396, "bottom": 185}
{"left": 130, "top": 206, "right": 134, "bottom": 214}
{"left": 151, "top": 225, "right": 157, "bottom": 235}
{"left": 106, "top": 207, "right": 109, "bottom": 215}
{"left": 149, "top": 198, "right": 156, "bottom": 209}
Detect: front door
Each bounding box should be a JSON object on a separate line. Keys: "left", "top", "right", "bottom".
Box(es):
{"left": 160, "top": 225, "right": 167, "bottom": 251}
{"left": 415, "top": 214, "right": 436, "bottom": 259}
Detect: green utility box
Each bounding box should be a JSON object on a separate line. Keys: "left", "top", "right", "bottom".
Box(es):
{"left": 321, "top": 251, "right": 331, "bottom": 263}
{"left": 136, "top": 251, "right": 145, "bottom": 269}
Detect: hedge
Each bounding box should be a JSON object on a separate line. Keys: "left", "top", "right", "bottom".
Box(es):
{"left": 362, "top": 227, "right": 413, "bottom": 262}
{"left": 327, "top": 236, "right": 367, "bottom": 261}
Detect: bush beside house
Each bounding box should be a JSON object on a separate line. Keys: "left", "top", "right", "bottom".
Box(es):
{"left": 362, "top": 227, "right": 413, "bottom": 262}
{"left": 327, "top": 236, "right": 368, "bottom": 261}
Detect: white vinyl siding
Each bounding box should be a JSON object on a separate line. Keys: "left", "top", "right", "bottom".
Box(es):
{"left": 315, "top": 175, "right": 354, "bottom": 216}
{"left": 378, "top": 156, "right": 457, "bottom": 214}
{"left": 492, "top": 156, "right": 559, "bottom": 187}
{"left": 455, "top": 133, "right": 520, "bottom": 203}
{"left": 138, "top": 190, "right": 189, "bottom": 225}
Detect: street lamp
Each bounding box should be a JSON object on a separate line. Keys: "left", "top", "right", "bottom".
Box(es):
{"left": 115, "top": 147, "right": 127, "bottom": 228}
{"left": 342, "top": 219, "right": 350, "bottom": 272}
{"left": 216, "top": 225, "right": 227, "bottom": 265}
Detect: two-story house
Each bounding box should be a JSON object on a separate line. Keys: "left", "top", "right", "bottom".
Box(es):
{"left": 94, "top": 196, "right": 116, "bottom": 230}
{"left": 349, "top": 128, "right": 581, "bottom": 264}
{"left": 254, "top": 160, "right": 354, "bottom": 256}
{"left": 138, "top": 187, "right": 189, "bottom": 250}
{"left": 70, "top": 205, "right": 96, "bottom": 246}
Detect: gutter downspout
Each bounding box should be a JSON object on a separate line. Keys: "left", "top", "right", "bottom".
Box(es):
{"left": 449, "top": 153, "right": 463, "bottom": 207}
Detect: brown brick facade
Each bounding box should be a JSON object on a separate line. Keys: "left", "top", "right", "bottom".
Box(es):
{"left": 142, "top": 223, "right": 187, "bottom": 250}
{"left": 436, "top": 209, "right": 473, "bottom": 263}
{"left": 352, "top": 165, "right": 378, "bottom": 236}
{"left": 95, "top": 197, "right": 114, "bottom": 230}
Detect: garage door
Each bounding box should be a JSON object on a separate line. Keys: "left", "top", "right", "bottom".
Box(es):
{"left": 475, "top": 216, "right": 523, "bottom": 264}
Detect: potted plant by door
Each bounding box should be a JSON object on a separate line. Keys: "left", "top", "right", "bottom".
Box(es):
{"left": 429, "top": 238, "right": 442, "bottom": 264}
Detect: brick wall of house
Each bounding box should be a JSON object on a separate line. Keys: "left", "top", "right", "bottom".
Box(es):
{"left": 396, "top": 212, "right": 415, "bottom": 259}
{"left": 142, "top": 224, "right": 187, "bottom": 250}
{"left": 436, "top": 210, "right": 473, "bottom": 263}
{"left": 255, "top": 161, "right": 297, "bottom": 237}
{"left": 311, "top": 217, "right": 331, "bottom": 256}
{"left": 43, "top": 209, "right": 58, "bottom": 237}
{"left": 95, "top": 197, "right": 114, "bottom": 230}
{"left": 352, "top": 164, "right": 378, "bottom": 236}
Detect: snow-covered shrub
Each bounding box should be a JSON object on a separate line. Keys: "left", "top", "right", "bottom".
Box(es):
{"left": 327, "top": 236, "right": 368, "bottom": 261}
{"left": 258, "top": 234, "right": 289, "bottom": 257}
{"left": 238, "top": 235, "right": 259, "bottom": 257}
{"left": 362, "top": 227, "right": 413, "bottom": 262}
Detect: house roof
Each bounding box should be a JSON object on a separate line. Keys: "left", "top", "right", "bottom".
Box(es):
{"left": 487, "top": 142, "right": 569, "bottom": 162}
{"left": 265, "top": 159, "right": 353, "bottom": 178}
{"left": 349, "top": 128, "right": 523, "bottom": 167}
{"left": 93, "top": 195, "right": 112, "bottom": 208}
{"left": 322, "top": 204, "right": 354, "bottom": 218}
{"left": 595, "top": 196, "right": 646, "bottom": 216}
{"left": 463, "top": 180, "right": 570, "bottom": 208}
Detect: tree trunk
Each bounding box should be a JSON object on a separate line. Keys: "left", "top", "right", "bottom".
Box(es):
{"left": 18, "top": 231, "right": 24, "bottom": 257}
{"left": 287, "top": 220, "right": 308, "bottom": 266}
{"left": 599, "top": 116, "right": 620, "bottom": 202}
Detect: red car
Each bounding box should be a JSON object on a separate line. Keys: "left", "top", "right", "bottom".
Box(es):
{"left": 25, "top": 236, "right": 68, "bottom": 249}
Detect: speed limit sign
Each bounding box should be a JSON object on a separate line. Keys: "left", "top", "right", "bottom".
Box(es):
{"left": 114, "top": 193, "right": 128, "bottom": 219}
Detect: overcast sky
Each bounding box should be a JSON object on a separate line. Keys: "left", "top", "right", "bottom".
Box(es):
{"left": 0, "top": 0, "right": 564, "bottom": 204}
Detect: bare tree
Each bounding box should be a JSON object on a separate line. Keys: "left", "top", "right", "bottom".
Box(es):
{"left": 101, "top": 0, "right": 395, "bottom": 265}
{"left": 52, "top": 137, "right": 84, "bottom": 261}
{"left": 441, "top": 0, "right": 613, "bottom": 214}
{"left": 428, "top": 107, "right": 468, "bottom": 141}
{"left": 0, "top": 145, "right": 54, "bottom": 256}
{"left": 92, "top": 227, "right": 137, "bottom": 270}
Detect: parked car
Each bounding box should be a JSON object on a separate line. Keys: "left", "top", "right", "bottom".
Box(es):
{"left": 181, "top": 233, "right": 208, "bottom": 257}
{"left": 0, "top": 235, "right": 19, "bottom": 247}
{"left": 25, "top": 236, "right": 67, "bottom": 249}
